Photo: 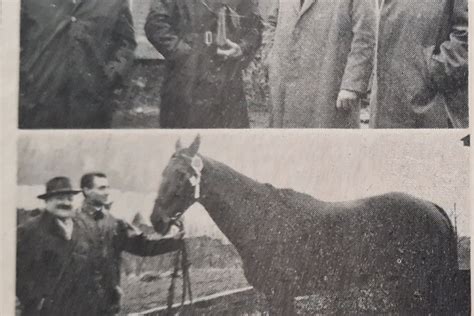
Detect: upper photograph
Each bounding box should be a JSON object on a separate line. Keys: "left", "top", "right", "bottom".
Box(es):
{"left": 18, "top": 0, "right": 468, "bottom": 129}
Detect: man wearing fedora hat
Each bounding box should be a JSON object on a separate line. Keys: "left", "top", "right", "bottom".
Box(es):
{"left": 17, "top": 175, "right": 185, "bottom": 315}
{"left": 16, "top": 176, "right": 87, "bottom": 315}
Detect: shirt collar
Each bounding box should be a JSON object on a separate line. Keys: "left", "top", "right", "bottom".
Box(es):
{"left": 82, "top": 200, "right": 110, "bottom": 220}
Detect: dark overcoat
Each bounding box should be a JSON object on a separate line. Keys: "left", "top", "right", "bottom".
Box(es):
{"left": 16, "top": 211, "right": 97, "bottom": 315}
{"left": 16, "top": 207, "right": 182, "bottom": 315}
{"left": 145, "top": 0, "right": 263, "bottom": 128}
{"left": 369, "top": 0, "right": 468, "bottom": 128}
{"left": 19, "top": 0, "right": 137, "bottom": 128}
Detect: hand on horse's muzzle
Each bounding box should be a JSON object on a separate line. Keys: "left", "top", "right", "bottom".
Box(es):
{"left": 171, "top": 228, "right": 185, "bottom": 240}
{"left": 151, "top": 217, "right": 171, "bottom": 235}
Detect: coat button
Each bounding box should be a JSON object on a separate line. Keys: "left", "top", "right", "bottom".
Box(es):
{"left": 71, "top": 16, "right": 77, "bottom": 22}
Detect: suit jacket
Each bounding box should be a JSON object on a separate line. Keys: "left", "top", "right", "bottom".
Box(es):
{"left": 73, "top": 201, "right": 183, "bottom": 314}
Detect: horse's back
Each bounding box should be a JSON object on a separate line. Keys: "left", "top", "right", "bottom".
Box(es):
{"left": 299, "top": 192, "right": 457, "bottom": 312}
{"left": 330, "top": 192, "right": 452, "bottom": 228}
{"left": 326, "top": 192, "right": 456, "bottom": 264}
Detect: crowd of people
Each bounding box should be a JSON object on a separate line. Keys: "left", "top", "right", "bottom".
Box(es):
{"left": 16, "top": 174, "right": 184, "bottom": 315}
{"left": 19, "top": 0, "right": 468, "bottom": 129}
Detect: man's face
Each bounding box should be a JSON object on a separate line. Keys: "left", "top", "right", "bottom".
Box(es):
{"left": 45, "top": 193, "right": 75, "bottom": 218}
{"left": 84, "top": 176, "right": 110, "bottom": 206}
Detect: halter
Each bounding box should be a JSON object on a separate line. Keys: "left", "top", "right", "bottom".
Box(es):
{"left": 166, "top": 221, "right": 193, "bottom": 315}
{"left": 164, "top": 155, "right": 202, "bottom": 314}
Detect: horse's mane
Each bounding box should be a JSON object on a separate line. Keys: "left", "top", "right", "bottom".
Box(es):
{"left": 202, "top": 155, "right": 322, "bottom": 206}
{"left": 201, "top": 155, "right": 326, "bottom": 233}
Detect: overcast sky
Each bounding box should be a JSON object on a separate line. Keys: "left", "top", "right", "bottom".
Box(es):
{"left": 17, "top": 130, "right": 470, "bottom": 236}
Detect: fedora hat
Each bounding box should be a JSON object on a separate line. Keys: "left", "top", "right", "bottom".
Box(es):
{"left": 37, "top": 177, "right": 82, "bottom": 200}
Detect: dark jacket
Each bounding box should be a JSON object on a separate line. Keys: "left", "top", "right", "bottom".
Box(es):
{"left": 145, "top": 0, "right": 263, "bottom": 128}
{"left": 16, "top": 206, "right": 182, "bottom": 315}
{"left": 16, "top": 211, "right": 95, "bottom": 316}
{"left": 19, "top": 0, "right": 137, "bottom": 128}
{"left": 75, "top": 201, "right": 183, "bottom": 315}
{"left": 370, "top": 0, "right": 468, "bottom": 128}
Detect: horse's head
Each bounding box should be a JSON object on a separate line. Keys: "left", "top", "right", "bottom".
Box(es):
{"left": 151, "top": 135, "right": 203, "bottom": 235}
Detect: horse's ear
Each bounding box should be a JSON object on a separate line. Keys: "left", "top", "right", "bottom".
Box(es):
{"left": 189, "top": 134, "right": 201, "bottom": 156}
{"left": 175, "top": 138, "right": 183, "bottom": 152}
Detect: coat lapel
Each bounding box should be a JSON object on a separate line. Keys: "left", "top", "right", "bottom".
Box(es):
{"left": 297, "top": 0, "right": 317, "bottom": 21}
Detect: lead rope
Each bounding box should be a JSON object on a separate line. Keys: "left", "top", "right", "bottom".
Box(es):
{"left": 166, "top": 155, "right": 203, "bottom": 315}
{"left": 166, "top": 218, "right": 193, "bottom": 316}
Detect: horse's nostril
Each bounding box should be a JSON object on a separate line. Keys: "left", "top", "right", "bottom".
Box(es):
{"left": 151, "top": 217, "right": 170, "bottom": 235}
{"left": 151, "top": 218, "right": 162, "bottom": 229}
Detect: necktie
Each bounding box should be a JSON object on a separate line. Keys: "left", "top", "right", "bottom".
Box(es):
{"left": 94, "top": 209, "right": 105, "bottom": 220}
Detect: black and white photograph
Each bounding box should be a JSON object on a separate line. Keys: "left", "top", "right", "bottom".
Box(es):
{"left": 15, "top": 131, "right": 470, "bottom": 314}
{"left": 1, "top": 0, "right": 472, "bottom": 315}
{"left": 17, "top": 0, "right": 468, "bottom": 129}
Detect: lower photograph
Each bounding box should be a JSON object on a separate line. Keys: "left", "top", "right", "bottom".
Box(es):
{"left": 16, "top": 131, "right": 470, "bottom": 315}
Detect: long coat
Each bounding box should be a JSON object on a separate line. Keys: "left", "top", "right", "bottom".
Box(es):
{"left": 16, "top": 208, "right": 182, "bottom": 315}
{"left": 369, "top": 0, "right": 468, "bottom": 128}
{"left": 16, "top": 211, "right": 97, "bottom": 315}
{"left": 19, "top": 0, "right": 136, "bottom": 128}
{"left": 268, "top": 0, "right": 376, "bottom": 128}
{"left": 145, "top": 0, "right": 263, "bottom": 128}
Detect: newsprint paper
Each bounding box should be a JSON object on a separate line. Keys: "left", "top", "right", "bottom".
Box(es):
{"left": 1, "top": 0, "right": 473, "bottom": 315}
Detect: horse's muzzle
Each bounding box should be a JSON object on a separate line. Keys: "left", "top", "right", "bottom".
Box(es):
{"left": 151, "top": 215, "right": 171, "bottom": 235}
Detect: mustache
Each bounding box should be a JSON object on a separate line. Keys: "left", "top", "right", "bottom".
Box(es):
{"left": 57, "top": 204, "right": 73, "bottom": 210}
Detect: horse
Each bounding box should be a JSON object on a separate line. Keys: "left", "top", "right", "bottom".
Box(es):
{"left": 150, "top": 135, "right": 458, "bottom": 315}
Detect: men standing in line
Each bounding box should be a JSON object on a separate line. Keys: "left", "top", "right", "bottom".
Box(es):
{"left": 267, "top": 0, "right": 376, "bottom": 128}
{"left": 19, "top": 0, "right": 137, "bottom": 129}
{"left": 370, "top": 0, "right": 468, "bottom": 128}
{"left": 16, "top": 174, "right": 184, "bottom": 315}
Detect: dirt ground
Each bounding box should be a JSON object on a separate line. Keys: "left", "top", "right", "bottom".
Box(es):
{"left": 112, "top": 102, "right": 369, "bottom": 129}
{"left": 121, "top": 268, "right": 250, "bottom": 314}
{"left": 110, "top": 61, "right": 370, "bottom": 129}
{"left": 112, "top": 105, "right": 270, "bottom": 129}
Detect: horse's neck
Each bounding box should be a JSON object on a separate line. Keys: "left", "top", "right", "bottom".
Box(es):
{"left": 199, "top": 157, "right": 268, "bottom": 253}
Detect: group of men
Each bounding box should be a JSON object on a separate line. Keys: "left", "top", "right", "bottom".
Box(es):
{"left": 16, "top": 173, "right": 184, "bottom": 315}
{"left": 267, "top": 0, "right": 468, "bottom": 128}
{"left": 19, "top": 0, "right": 468, "bottom": 129}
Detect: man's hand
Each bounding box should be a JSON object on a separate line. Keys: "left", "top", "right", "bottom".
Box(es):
{"left": 168, "top": 223, "right": 185, "bottom": 240}
{"left": 216, "top": 39, "right": 243, "bottom": 59}
{"left": 172, "top": 229, "right": 185, "bottom": 240}
{"left": 104, "top": 57, "right": 128, "bottom": 83}
{"left": 336, "top": 90, "right": 360, "bottom": 110}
